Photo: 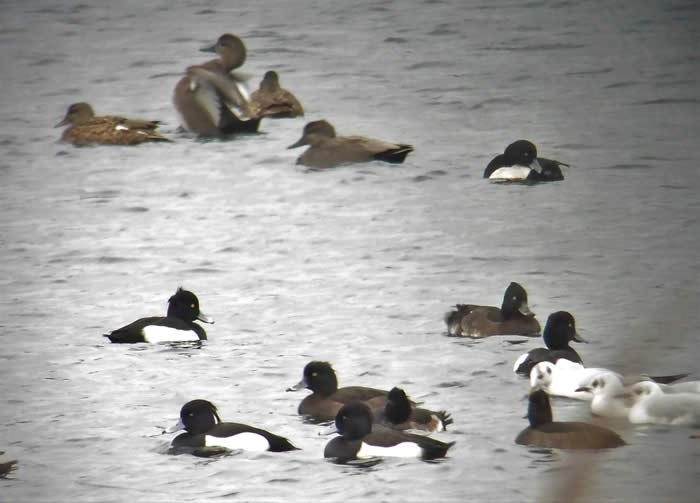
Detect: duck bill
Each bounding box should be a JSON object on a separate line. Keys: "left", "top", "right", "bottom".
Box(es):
{"left": 199, "top": 42, "right": 217, "bottom": 53}
{"left": 54, "top": 117, "right": 70, "bottom": 128}
{"left": 287, "top": 138, "right": 307, "bottom": 149}
{"left": 197, "top": 312, "right": 215, "bottom": 324}
{"left": 518, "top": 301, "right": 533, "bottom": 317}
{"left": 286, "top": 378, "right": 306, "bottom": 392}
{"left": 575, "top": 386, "right": 591, "bottom": 393}
{"left": 529, "top": 158, "right": 543, "bottom": 174}
{"left": 163, "top": 418, "right": 185, "bottom": 434}
{"left": 573, "top": 332, "right": 588, "bottom": 343}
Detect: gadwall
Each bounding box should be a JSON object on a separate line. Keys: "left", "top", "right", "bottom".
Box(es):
{"left": 55, "top": 102, "right": 171, "bottom": 146}
{"left": 249, "top": 70, "right": 304, "bottom": 118}
{"left": 288, "top": 120, "right": 413, "bottom": 169}
{"left": 445, "top": 282, "right": 541, "bottom": 338}
{"left": 484, "top": 140, "right": 568, "bottom": 181}
{"left": 173, "top": 33, "right": 260, "bottom": 137}
{"left": 515, "top": 389, "right": 625, "bottom": 449}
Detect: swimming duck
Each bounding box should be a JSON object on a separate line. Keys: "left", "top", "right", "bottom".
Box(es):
{"left": 484, "top": 140, "right": 567, "bottom": 182}
{"left": 445, "top": 282, "right": 540, "bottom": 338}
{"left": 288, "top": 120, "right": 413, "bottom": 169}
{"left": 513, "top": 311, "right": 586, "bottom": 376}
{"left": 515, "top": 389, "right": 625, "bottom": 449}
{"left": 166, "top": 399, "right": 298, "bottom": 456}
{"left": 287, "top": 361, "right": 390, "bottom": 421}
{"left": 0, "top": 457, "right": 17, "bottom": 477}
{"left": 324, "top": 402, "right": 455, "bottom": 462}
{"left": 173, "top": 33, "right": 260, "bottom": 136}
{"left": 372, "top": 387, "right": 452, "bottom": 432}
{"left": 249, "top": 70, "right": 304, "bottom": 118}
{"left": 104, "top": 287, "right": 213, "bottom": 343}
{"left": 55, "top": 102, "right": 171, "bottom": 146}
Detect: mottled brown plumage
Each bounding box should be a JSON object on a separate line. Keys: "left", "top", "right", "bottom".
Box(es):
{"left": 249, "top": 70, "right": 304, "bottom": 118}
{"left": 55, "top": 102, "right": 171, "bottom": 146}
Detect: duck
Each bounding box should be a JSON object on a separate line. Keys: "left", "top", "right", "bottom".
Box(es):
{"left": 625, "top": 381, "right": 700, "bottom": 426}
{"left": 55, "top": 102, "right": 171, "bottom": 146}
{"left": 515, "top": 389, "right": 625, "bottom": 449}
{"left": 104, "top": 287, "right": 213, "bottom": 343}
{"left": 484, "top": 140, "right": 568, "bottom": 182}
{"left": 287, "top": 119, "right": 413, "bottom": 169}
{"left": 173, "top": 33, "right": 260, "bottom": 137}
{"left": 287, "top": 361, "right": 390, "bottom": 421}
{"left": 248, "top": 70, "right": 304, "bottom": 118}
{"left": 445, "top": 282, "right": 541, "bottom": 338}
{"left": 0, "top": 456, "right": 17, "bottom": 477}
{"left": 324, "top": 402, "right": 455, "bottom": 462}
{"left": 371, "top": 387, "right": 452, "bottom": 432}
{"left": 513, "top": 311, "right": 586, "bottom": 376}
{"left": 166, "top": 399, "right": 298, "bottom": 456}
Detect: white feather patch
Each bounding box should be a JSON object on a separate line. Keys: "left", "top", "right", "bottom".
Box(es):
{"left": 488, "top": 166, "right": 532, "bottom": 180}
{"left": 205, "top": 432, "right": 270, "bottom": 451}
{"left": 142, "top": 326, "right": 200, "bottom": 343}
{"left": 356, "top": 441, "right": 422, "bottom": 458}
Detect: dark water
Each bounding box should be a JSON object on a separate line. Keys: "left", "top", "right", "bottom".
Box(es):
{"left": 1, "top": 0, "right": 699, "bottom": 501}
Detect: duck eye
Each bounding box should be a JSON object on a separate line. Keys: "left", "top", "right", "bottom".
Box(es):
{"left": 546, "top": 367, "right": 552, "bottom": 375}
{"left": 512, "top": 296, "right": 517, "bottom": 300}
{"left": 592, "top": 379, "right": 598, "bottom": 387}
{"left": 190, "top": 303, "right": 195, "bottom": 308}
{"left": 311, "top": 372, "right": 318, "bottom": 377}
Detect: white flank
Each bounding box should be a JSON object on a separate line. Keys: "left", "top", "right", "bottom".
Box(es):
{"left": 488, "top": 166, "right": 532, "bottom": 180}
{"left": 142, "top": 326, "right": 199, "bottom": 343}
{"left": 512, "top": 353, "right": 529, "bottom": 373}
{"left": 356, "top": 441, "right": 422, "bottom": 458}
{"left": 206, "top": 432, "right": 269, "bottom": 451}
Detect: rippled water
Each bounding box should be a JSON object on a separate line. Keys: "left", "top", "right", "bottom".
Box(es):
{"left": 1, "top": 0, "right": 699, "bottom": 501}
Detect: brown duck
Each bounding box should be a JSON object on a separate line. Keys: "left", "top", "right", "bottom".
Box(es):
{"left": 55, "top": 102, "right": 171, "bottom": 146}
{"left": 249, "top": 70, "right": 304, "bottom": 118}
{"left": 173, "top": 33, "right": 260, "bottom": 137}
{"left": 515, "top": 389, "right": 626, "bottom": 449}
{"left": 288, "top": 119, "right": 413, "bottom": 169}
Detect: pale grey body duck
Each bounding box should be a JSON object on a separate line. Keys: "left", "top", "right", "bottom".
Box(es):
{"left": 288, "top": 120, "right": 413, "bottom": 169}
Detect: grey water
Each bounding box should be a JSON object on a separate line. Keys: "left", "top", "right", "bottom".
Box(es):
{"left": 1, "top": 0, "right": 699, "bottom": 501}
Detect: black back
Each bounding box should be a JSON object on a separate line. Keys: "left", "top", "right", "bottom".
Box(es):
{"left": 170, "top": 399, "right": 297, "bottom": 453}
{"left": 105, "top": 287, "right": 211, "bottom": 343}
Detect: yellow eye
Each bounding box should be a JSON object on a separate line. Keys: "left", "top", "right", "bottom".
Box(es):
{"left": 512, "top": 296, "right": 517, "bottom": 300}
{"left": 190, "top": 304, "right": 195, "bottom": 308}
{"left": 312, "top": 372, "right": 318, "bottom": 377}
